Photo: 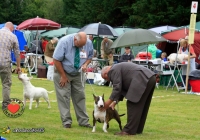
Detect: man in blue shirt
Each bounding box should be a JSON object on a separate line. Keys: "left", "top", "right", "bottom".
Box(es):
{"left": 53, "top": 32, "right": 93, "bottom": 128}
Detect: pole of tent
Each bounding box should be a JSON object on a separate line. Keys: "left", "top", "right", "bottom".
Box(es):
{"left": 185, "top": 44, "right": 191, "bottom": 94}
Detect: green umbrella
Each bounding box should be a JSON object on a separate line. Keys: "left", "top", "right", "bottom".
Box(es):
{"left": 111, "top": 29, "right": 167, "bottom": 49}
{"left": 40, "top": 27, "right": 80, "bottom": 38}
{"left": 114, "top": 27, "right": 134, "bottom": 36}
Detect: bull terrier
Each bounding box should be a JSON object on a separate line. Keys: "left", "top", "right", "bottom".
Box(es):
{"left": 18, "top": 73, "right": 53, "bottom": 110}
{"left": 92, "top": 94, "right": 125, "bottom": 133}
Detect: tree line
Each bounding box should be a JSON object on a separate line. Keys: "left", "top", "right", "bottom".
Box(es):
{"left": 0, "top": 0, "right": 199, "bottom": 29}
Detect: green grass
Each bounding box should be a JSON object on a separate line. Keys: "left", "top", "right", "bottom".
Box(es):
{"left": 1, "top": 73, "right": 200, "bottom": 140}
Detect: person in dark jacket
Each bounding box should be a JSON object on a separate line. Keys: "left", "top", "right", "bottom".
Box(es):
{"left": 101, "top": 62, "right": 156, "bottom": 136}
{"left": 119, "top": 46, "right": 134, "bottom": 63}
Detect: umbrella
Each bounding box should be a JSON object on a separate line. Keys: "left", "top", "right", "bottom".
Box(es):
{"left": 16, "top": 16, "right": 61, "bottom": 75}
{"left": 111, "top": 29, "right": 167, "bottom": 49}
{"left": 114, "top": 27, "right": 134, "bottom": 36}
{"left": 40, "top": 27, "right": 80, "bottom": 38}
{"left": 78, "top": 22, "right": 118, "bottom": 37}
{"left": 16, "top": 16, "right": 61, "bottom": 30}
{"left": 78, "top": 22, "right": 118, "bottom": 56}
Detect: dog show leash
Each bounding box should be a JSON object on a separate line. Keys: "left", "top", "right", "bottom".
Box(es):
{"left": 85, "top": 72, "right": 97, "bottom": 95}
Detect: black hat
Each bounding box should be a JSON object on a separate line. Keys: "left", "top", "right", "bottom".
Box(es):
{"left": 125, "top": 46, "right": 130, "bottom": 49}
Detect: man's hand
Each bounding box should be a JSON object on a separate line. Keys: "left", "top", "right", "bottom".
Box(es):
{"left": 59, "top": 75, "right": 69, "bottom": 87}
{"left": 99, "top": 99, "right": 112, "bottom": 111}
{"left": 15, "top": 67, "right": 21, "bottom": 74}
{"left": 101, "top": 55, "right": 104, "bottom": 59}
{"left": 109, "top": 101, "right": 117, "bottom": 110}
{"left": 81, "top": 64, "right": 87, "bottom": 72}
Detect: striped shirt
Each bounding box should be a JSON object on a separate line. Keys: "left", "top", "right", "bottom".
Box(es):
{"left": 0, "top": 27, "right": 19, "bottom": 66}
{"left": 53, "top": 33, "right": 93, "bottom": 75}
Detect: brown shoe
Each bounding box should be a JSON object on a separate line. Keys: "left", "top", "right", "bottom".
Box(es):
{"left": 114, "top": 131, "right": 130, "bottom": 136}
{"left": 64, "top": 124, "right": 71, "bottom": 128}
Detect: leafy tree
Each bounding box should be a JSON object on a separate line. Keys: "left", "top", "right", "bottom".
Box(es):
{"left": 42, "top": 0, "right": 65, "bottom": 25}
{"left": 129, "top": 0, "right": 197, "bottom": 28}
{"left": 19, "top": 0, "right": 45, "bottom": 23}
{"left": 0, "top": 0, "right": 199, "bottom": 29}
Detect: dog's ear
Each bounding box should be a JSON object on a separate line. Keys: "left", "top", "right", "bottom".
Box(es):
{"left": 102, "top": 94, "right": 104, "bottom": 99}
{"left": 93, "top": 94, "right": 96, "bottom": 99}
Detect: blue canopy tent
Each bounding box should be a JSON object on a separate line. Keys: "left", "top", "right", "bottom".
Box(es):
{"left": 0, "top": 23, "right": 17, "bottom": 29}
{"left": 0, "top": 23, "right": 27, "bottom": 63}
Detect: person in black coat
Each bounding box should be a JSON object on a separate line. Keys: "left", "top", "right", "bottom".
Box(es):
{"left": 101, "top": 62, "right": 156, "bottom": 136}
{"left": 118, "top": 46, "right": 134, "bottom": 63}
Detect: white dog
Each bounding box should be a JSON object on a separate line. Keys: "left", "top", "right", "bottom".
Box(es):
{"left": 18, "top": 73, "right": 53, "bottom": 110}
{"left": 167, "top": 53, "right": 188, "bottom": 64}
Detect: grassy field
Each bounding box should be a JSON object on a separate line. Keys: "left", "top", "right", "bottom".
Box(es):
{"left": 1, "top": 73, "right": 200, "bottom": 140}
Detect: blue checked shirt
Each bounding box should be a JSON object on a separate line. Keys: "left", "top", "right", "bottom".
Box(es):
{"left": 0, "top": 27, "right": 20, "bottom": 66}
{"left": 53, "top": 33, "right": 94, "bottom": 75}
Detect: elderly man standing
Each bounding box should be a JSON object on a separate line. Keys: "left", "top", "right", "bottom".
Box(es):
{"left": 101, "top": 36, "right": 114, "bottom": 65}
{"left": 0, "top": 22, "right": 21, "bottom": 110}
{"left": 53, "top": 32, "right": 93, "bottom": 128}
{"left": 101, "top": 62, "right": 156, "bottom": 136}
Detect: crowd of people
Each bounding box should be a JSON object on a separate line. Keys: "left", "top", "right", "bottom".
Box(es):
{"left": 1, "top": 21, "right": 200, "bottom": 137}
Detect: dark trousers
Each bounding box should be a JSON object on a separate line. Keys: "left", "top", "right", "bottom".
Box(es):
{"left": 182, "top": 75, "right": 191, "bottom": 90}
{"left": 122, "top": 75, "right": 156, "bottom": 135}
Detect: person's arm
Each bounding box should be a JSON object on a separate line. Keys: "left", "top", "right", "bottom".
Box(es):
{"left": 82, "top": 41, "right": 93, "bottom": 71}
{"left": 109, "top": 40, "right": 115, "bottom": 54}
{"left": 109, "top": 69, "right": 123, "bottom": 103}
{"left": 13, "top": 36, "right": 21, "bottom": 73}
{"left": 53, "top": 40, "right": 69, "bottom": 87}
{"left": 189, "top": 46, "right": 196, "bottom": 58}
{"left": 53, "top": 59, "right": 69, "bottom": 87}
{"left": 130, "top": 54, "right": 134, "bottom": 61}
{"left": 101, "top": 41, "right": 104, "bottom": 58}
{"left": 178, "top": 47, "right": 182, "bottom": 54}
{"left": 82, "top": 59, "right": 92, "bottom": 72}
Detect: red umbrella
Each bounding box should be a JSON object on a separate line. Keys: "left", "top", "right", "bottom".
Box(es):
{"left": 16, "top": 16, "right": 61, "bottom": 30}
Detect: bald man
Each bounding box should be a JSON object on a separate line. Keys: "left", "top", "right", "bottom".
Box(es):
{"left": 0, "top": 22, "right": 21, "bottom": 110}
{"left": 53, "top": 32, "right": 94, "bottom": 128}
{"left": 101, "top": 62, "right": 156, "bottom": 136}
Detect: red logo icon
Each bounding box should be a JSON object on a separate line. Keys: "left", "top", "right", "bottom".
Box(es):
{"left": 7, "top": 103, "right": 20, "bottom": 114}
{"left": 2, "top": 98, "right": 25, "bottom": 118}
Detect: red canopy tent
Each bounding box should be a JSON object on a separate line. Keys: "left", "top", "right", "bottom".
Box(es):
{"left": 158, "top": 28, "right": 200, "bottom": 64}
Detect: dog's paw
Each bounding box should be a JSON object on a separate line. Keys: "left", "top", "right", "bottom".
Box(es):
{"left": 103, "top": 130, "right": 108, "bottom": 133}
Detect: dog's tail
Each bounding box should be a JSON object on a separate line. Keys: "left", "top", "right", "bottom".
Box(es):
{"left": 119, "top": 114, "right": 125, "bottom": 117}
{"left": 47, "top": 90, "right": 54, "bottom": 94}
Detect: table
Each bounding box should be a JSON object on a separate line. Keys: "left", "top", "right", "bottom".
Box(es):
{"left": 24, "top": 53, "right": 44, "bottom": 76}
{"left": 166, "top": 63, "right": 187, "bottom": 92}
